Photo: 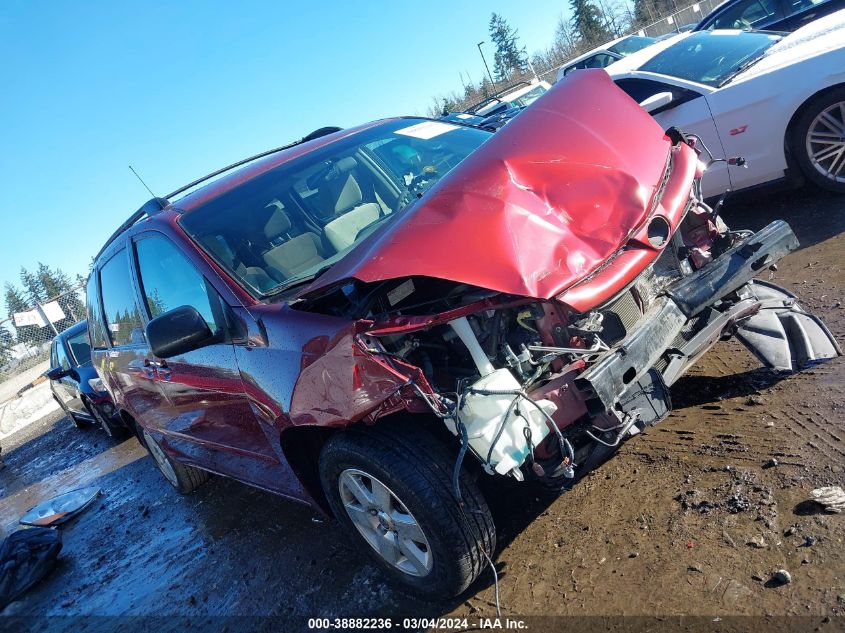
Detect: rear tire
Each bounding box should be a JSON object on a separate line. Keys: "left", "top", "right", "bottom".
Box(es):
{"left": 792, "top": 87, "right": 845, "bottom": 193}
{"left": 141, "top": 429, "right": 210, "bottom": 494}
{"left": 319, "top": 421, "right": 496, "bottom": 599}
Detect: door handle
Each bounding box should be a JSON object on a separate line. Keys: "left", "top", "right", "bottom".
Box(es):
{"left": 145, "top": 358, "right": 172, "bottom": 381}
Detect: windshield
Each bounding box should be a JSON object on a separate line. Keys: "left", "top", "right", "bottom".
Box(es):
{"left": 179, "top": 119, "right": 491, "bottom": 296}
{"left": 511, "top": 85, "right": 547, "bottom": 107}
{"left": 608, "top": 35, "right": 656, "bottom": 56}
{"left": 640, "top": 31, "right": 781, "bottom": 86}
{"left": 66, "top": 329, "right": 91, "bottom": 365}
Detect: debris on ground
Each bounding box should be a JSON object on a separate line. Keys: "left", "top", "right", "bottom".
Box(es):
{"left": 810, "top": 486, "right": 845, "bottom": 513}
{"left": 0, "top": 528, "right": 63, "bottom": 610}
{"left": 747, "top": 536, "right": 767, "bottom": 549}
{"left": 19, "top": 486, "right": 101, "bottom": 527}
{"left": 771, "top": 569, "right": 792, "bottom": 585}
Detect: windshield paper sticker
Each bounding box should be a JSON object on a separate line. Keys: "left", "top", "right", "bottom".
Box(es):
{"left": 395, "top": 121, "right": 458, "bottom": 140}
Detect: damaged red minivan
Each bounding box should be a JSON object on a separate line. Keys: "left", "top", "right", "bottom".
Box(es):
{"left": 87, "top": 70, "right": 839, "bottom": 598}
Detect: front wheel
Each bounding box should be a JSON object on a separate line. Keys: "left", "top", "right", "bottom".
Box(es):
{"left": 319, "top": 422, "right": 496, "bottom": 599}
{"left": 84, "top": 399, "right": 128, "bottom": 439}
{"left": 792, "top": 87, "right": 845, "bottom": 193}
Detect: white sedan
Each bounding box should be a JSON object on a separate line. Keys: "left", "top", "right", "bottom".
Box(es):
{"left": 605, "top": 11, "right": 845, "bottom": 199}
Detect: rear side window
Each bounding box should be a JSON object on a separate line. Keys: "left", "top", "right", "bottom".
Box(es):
{"left": 613, "top": 78, "right": 702, "bottom": 112}
{"left": 66, "top": 329, "right": 91, "bottom": 365}
{"left": 707, "top": 0, "right": 782, "bottom": 29}
{"left": 134, "top": 234, "right": 221, "bottom": 332}
{"left": 99, "top": 248, "right": 145, "bottom": 346}
{"left": 86, "top": 273, "right": 109, "bottom": 349}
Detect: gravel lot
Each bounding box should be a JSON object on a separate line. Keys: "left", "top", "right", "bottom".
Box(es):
{"left": 0, "top": 186, "right": 843, "bottom": 629}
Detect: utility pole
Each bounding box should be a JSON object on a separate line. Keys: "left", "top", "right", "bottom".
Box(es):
{"left": 477, "top": 41, "right": 495, "bottom": 85}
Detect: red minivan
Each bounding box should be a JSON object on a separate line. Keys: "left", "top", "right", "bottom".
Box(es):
{"left": 87, "top": 71, "right": 839, "bottom": 598}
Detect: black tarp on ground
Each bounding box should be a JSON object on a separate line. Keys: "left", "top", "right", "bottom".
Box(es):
{"left": 0, "top": 527, "right": 62, "bottom": 610}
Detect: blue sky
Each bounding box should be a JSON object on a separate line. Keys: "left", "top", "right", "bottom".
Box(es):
{"left": 0, "top": 0, "right": 571, "bottom": 314}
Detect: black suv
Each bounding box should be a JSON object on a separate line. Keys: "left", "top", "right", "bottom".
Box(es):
{"left": 46, "top": 320, "right": 127, "bottom": 437}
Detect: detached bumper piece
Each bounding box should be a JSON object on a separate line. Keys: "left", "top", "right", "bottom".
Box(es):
{"left": 576, "top": 220, "right": 840, "bottom": 417}
{"left": 736, "top": 280, "right": 841, "bottom": 372}
{"left": 665, "top": 220, "right": 799, "bottom": 318}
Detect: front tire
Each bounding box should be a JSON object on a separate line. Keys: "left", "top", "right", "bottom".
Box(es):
{"left": 319, "top": 422, "right": 496, "bottom": 599}
{"left": 792, "top": 87, "right": 845, "bottom": 193}
{"left": 84, "top": 398, "right": 128, "bottom": 439}
{"left": 141, "top": 429, "right": 210, "bottom": 494}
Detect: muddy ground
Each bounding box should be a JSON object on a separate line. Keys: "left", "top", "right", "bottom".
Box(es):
{"left": 0, "top": 186, "right": 843, "bottom": 628}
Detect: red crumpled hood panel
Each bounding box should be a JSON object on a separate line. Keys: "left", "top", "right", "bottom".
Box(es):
{"left": 303, "top": 70, "right": 678, "bottom": 301}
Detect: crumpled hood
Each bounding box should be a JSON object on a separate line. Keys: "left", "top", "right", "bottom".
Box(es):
{"left": 303, "top": 70, "right": 682, "bottom": 301}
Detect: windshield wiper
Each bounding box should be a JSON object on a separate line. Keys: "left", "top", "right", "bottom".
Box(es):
{"left": 718, "top": 53, "right": 767, "bottom": 87}
{"left": 263, "top": 263, "right": 334, "bottom": 297}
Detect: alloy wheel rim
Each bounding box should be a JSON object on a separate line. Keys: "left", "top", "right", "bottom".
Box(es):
{"left": 143, "top": 430, "right": 179, "bottom": 487}
{"left": 338, "top": 468, "right": 433, "bottom": 577}
{"left": 806, "top": 100, "right": 845, "bottom": 184}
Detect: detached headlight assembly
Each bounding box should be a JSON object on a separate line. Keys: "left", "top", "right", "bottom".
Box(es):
{"left": 88, "top": 377, "right": 106, "bottom": 393}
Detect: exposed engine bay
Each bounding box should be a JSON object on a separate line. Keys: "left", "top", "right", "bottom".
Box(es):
{"left": 318, "top": 197, "right": 835, "bottom": 490}
{"left": 289, "top": 125, "right": 841, "bottom": 491}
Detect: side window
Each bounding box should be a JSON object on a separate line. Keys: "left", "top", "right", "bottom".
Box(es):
{"left": 86, "top": 272, "right": 109, "bottom": 349}
{"left": 99, "top": 248, "right": 145, "bottom": 347}
{"left": 614, "top": 78, "right": 702, "bottom": 113}
{"left": 55, "top": 340, "right": 71, "bottom": 371}
{"left": 134, "top": 234, "right": 220, "bottom": 332}
{"left": 710, "top": 0, "right": 782, "bottom": 28}
{"left": 582, "top": 53, "right": 617, "bottom": 69}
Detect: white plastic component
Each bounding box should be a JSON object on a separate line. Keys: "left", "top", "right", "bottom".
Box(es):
{"left": 449, "top": 368, "right": 556, "bottom": 475}
{"left": 449, "top": 317, "right": 495, "bottom": 376}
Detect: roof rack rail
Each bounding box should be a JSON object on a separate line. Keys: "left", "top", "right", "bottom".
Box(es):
{"left": 164, "top": 126, "right": 343, "bottom": 199}
{"left": 93, "top": 197, "right": 168, "bottom": 260}
{"left": 93, "top": 126, "right": 342, "bottom": 262}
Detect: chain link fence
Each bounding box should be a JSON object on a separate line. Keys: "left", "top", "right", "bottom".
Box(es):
{"left": 0, "top": 284, "right": 86, "bottom": 439}
{"left": 444, "top": 0, "right": 722, "bottom": 114}
{"left": 635, "top": 0, "right": 722, "bottom": 37}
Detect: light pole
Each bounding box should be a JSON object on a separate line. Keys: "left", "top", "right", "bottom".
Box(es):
{"left": 477, "top": 41, "right": 494, "bottom": 85}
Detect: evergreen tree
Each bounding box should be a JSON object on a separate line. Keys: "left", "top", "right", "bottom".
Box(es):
{"left": 0, "top": 325, "right": 12, "bottom": 367}
{"left": 19, "top": 267, "right": 46, "bottom": 305}
{"left": 570, "top": 0, "right": 610, "bottom": 46}
{"left": 34, "top": 262, "right": 84, "bottom": 326}
{"left": 4, "top": 282, "right": 38, "bottom": 344}
{"left": 489, "top": 13, "right": 528, "bottom": 81}
{"left": 9, "top": 263, "right": 85, "bottom": 341}
{"left": 633, "top": 0, "right": 678, "bottom": 26}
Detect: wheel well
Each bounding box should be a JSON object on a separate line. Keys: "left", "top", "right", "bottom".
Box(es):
{"left": 784, "top": 83, "right": 845, "bottom": 165}
{"left": 279, "top": 412, "right": 455, "bottom": 515}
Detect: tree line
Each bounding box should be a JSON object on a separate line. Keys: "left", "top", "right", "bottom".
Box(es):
{"left": 1, "top": 264, "right": 86, "bottom": 365}
{"left": 430, "top": 0, "right": 688, "bottom": 115}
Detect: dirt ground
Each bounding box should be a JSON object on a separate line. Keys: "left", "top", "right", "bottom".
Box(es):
{"left": 0, "top": 186, "right": 843, "bottom": 628}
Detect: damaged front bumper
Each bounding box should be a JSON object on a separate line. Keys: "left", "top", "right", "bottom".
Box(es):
{"left": 575, "top": 220, "right": 841, "bottom": 417}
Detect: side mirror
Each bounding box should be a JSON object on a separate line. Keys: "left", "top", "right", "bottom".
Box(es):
{"left": 146, "top": 305, "right": 213, "bottom": 359}
{"left": 45, "top": 366, "right": 70, "bottom": 381}
{"left": 639, "top": 91, "right": 674, "bottom": 113}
